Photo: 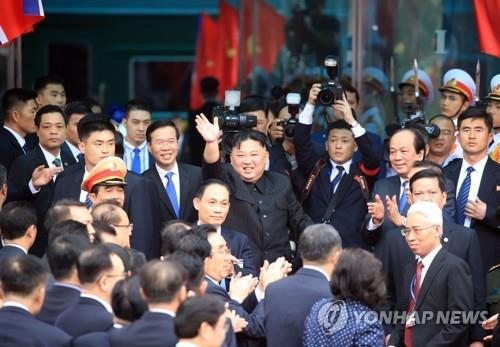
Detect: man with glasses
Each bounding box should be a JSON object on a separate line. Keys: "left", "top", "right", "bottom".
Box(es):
{"left": 388, "top": 201, "right": 473, "bottom": 347}
{"left": 427, "top": 115, "right": 457, "bottom": 167}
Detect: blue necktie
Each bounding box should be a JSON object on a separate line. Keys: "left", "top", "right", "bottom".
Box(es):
{"left": 330, "top": 166, "right": 344, "bottom": 194}
{"left": 398, "top": 181, "right": 408, "bottom": 213}
{"left": 455, "top": 166, "right": 474, "bottom": 225}
{"left": 131, "top": 147, "right": 141, "bottom": 173}
{"left": 77, "top": 153, "right": 84, "bottom": 162}
{"left": 165, "top": 172, "right": 180, "bottom": 218}
{"left": 22, "top": 143, "right": 29, "bottom": 154}
{"left": 85, "top": 193, "right": 92, "bottom": 209}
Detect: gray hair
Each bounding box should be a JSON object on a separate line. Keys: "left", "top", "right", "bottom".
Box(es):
{"left": 298, "top": 224, "right": 342, "bottom": 262}
{"left": 407, "top": 201, "right": 443, "bottom": 235}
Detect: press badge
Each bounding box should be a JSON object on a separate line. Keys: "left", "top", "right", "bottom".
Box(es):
{"left": 406, "top": 311, "right": 416, "bottom": 328}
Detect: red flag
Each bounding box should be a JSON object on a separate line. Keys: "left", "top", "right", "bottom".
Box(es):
{"left": 216, "top": 0, "right": 239, "bottom": 100}
{"left": 190, "top": 14, "right": 219, "bottom": 109}
{"left": 242, "top": 0, "right": 285, "bottom": 77}
{"left": 0, "top": 0, "right": 45, "bottom": 44}
{"left": 473, "top": 0, "right": 500, "bottom": 57}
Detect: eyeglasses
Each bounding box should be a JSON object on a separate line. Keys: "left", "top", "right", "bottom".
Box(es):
{"left": 401, "top": 225, "right": 436, "bottom": 238}
{"left": 113, "top": 224, "right": 134, "bottom": 232}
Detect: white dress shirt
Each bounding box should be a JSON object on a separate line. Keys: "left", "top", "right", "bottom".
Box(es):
{"left": 79, "top": 168, "right": 90, "bottom": 203}
{"left": 156, "top": 162, "right": 180, "bottom": 208}
{"left": 65, "top": 140, "right": 81, "bottom": 162}
{"left": 39, "top": 144, "right": 63, "bottom": 181}
{"left": 1, "top": 243, "right": 28, "bottom": 254}
{"left": 3, "top": 125, "right": 26, "bottom": 149}
{"left": 417, "top": 244, "right": 442, "bottom": 287}
{"left": 302, "top": 265, "right": 330, "bottom": 281}
{"left": 149, "top": 308, "right": 175, "bottom": 317}
{"left": 2, "top": 301, "right": 30, "bottom": 312}
{"left": 124, "top": 140, "right": 149, "bottom": 173}
{"left": 81, "top": 293, "right": 113, "bottom": 313}
{"left": 176, "top": 342, "right": 200, "bottom": 347}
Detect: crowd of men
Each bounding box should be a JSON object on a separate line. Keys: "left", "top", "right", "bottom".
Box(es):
{"left": 0, "top": 67, "right": 499, "bottom": 347}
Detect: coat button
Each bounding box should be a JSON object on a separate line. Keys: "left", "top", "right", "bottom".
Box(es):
{"left": 263, "top": 214, "right": 267, "bottom": 218}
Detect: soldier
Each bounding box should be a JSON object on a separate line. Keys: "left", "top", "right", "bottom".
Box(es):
{"left": 486, "top": 74, "right": 500, "bottom": 163}
{"left": 398, "top": 68, "right": 435, "bottom": 117}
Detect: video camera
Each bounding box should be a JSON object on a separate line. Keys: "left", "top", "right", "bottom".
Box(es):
{"left": 276, "top": 93, "right": 301, "bottom": 138}
{"left": 317, "top": 56, "right": 344, "bottom": 106}
{"left": 403, "top": 114, "right": 440, "bottom": 139}
{"left": 212, "top": 90, "right": 257, "bottom": 132}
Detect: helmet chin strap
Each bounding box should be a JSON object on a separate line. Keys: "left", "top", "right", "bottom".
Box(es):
{"left": 451, "top": 100, "right": 466, "bottom": 121}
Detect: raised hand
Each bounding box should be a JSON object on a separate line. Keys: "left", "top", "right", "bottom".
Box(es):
{"left": 258, "top": 257, "right": 292, "bottom": 291}
{"left": 195, "top": 113, "right": 221, "bottom": 143}
{"left": 308, "top": 83, "right": 321, "bottom": 105}
{"left": 367, "top": 194, "right": 385, "bottom": 224}
{"left": 31, "top": 165, "right": 63, "bottom": 189}
{"left": 225, "top": 309, "right": 248, "bottom": 333}
{"left": 386, "top": 195, "right": 405, "bottom": 227}
{"left": 333, "top": 92, "right": 355, "bottom": 124}
{"left": 228, "top": 273, "right": 258, "bottom": 303}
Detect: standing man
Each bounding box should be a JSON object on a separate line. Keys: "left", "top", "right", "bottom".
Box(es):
{"left": 34, "top": 75, "right": 67, "bottom": 108}
{"left": 143, "top": 119, "right": 202, "bottom": 225}
{"left": 439, "top": 69, "right": 476, "bottom": 125}
{"left": 398, "top": 68, "right": 435, "bottom": 117}
{"left": 9, "top": 105, "right": 76, "bottom": 256}
{"left": 0, "top": 202, "right": 37, "bottom": 262}
{"left": 443, "top": 108, "right": 500, "bottom": 273}
{"left": 427, "top": 115, "right": 457, "bottom": 167}
{"left": 123, "top": 99, "right": 153, "bottom": 174}
{"left": 82, "top": 156, "right": 127, "bottom": 207}
{"left": 64, "top": 101, "right": 92, "bottom": 162}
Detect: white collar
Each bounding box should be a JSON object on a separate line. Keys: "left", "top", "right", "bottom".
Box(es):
{"left": 461, "top": 155, "right": 488, "bottom": 174}
{"left": 2, "top": 301, "right": 30, "bottom": 313}
{"left": 328, "top": 159, "right": 352, "bottom": 175}
{"left": 418, "top": 244, "right": 442, "bottom": 269}
{"left": 65, "top": 140, "right": 81, "bottom": 157}
{"left": 149, "top": 308, "right": 175, "bottom": 317}
{"left": 176, "top": 342, "right": 200, "bottom": 347}
{"left": 205, "top": 275, "right": 222, "bottom": 286}
{"left": 155, "top": 161, "right": 179, "bottom": 178}
{"left": 81, "top": 293, "right": 113, "bottom": 313}
{"left": 53, "top": 282, "right": 81, "bottom": 292}
{"left": 39, "top": 144, "right": 61, "bottom": 165}
{"left": 302, "top": 265, "right": 330, "bottom": 281}
{"left": 2, "top": 243, "right": 28, "bottom": 254}
{"left": 124, "top": 140, "right": 147, "bottom": 151}
{"left": 3, "top": 125, "right": 26, "bottom": 147}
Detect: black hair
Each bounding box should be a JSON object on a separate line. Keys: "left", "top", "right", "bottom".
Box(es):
{"left": 34, "top": 104, "right": 66, "bottom": 127}
{"left": 239, "top": 95, "right": 265, "bottom": 115}
{"left": 100, "top": 243, "right": 131, "bottom": 273}
{"left": 168, "top": 251, "right": 205, "bottom": 294}
{"left": 139, "top": 259, "right": 186, "bottom": 303}
{"left": 47, "top": 234, "right": 92, "bottom": 281}
{"left": 77, "top": 244, "right": 116, "bottom": 284}
{"left": 112, "top": 275, "right": 148, "bottom": 323}
{"left": 0, "top": 255, "right": 50, "bottom": 296}
{"left": 77, "top": 113, "right": 116, "bottom": 142}
{"left": 429, "top": 114, "right": 455, "bottom": 129}
{"left": 129, "top": 248, "right": 147, "bottom": 276}
{"left": 190, "top": 224, "right": 217, "bottom": 240}
{"left": 200, "top": 77, "right": 219, "bottom": 97}
{"left": 412, "top": 160, "right": 442, "bottom": 173}
{"left": 326, "top": 119, "right": 352, "bottom": 138}
{"left": 48, "top": 220, "right": 89, "bottom": 243}
{"left": 457, "top": 107, "right": 493, "bottom": 132}
{"left": 298, "top": 224, "right": 342, "bottom": 262}
{"left": 92, "top": 221, "right": 117, "bottom": 244}
{"left": 44, "top": 199, "right": 86, "bottom": 231}
{"left": 34, "top": 75, "right": 65, "bottom": 94}
{"left": 160, "top": 220, "right": 191, "bottom": 256}
{"left": 194, "top": 179, "right": 231, "bottom": 199}
{"left": 64, "top": 101, "right": 92, "bottom": 122}
{"left": 177, "top": 233, "right": 212, "bottom": 260}
{"left": 409, "top": 169, "right": 446, "bottom": 193}
{"left": 124, "top": 98, "right": 152, "bottom": 119}
{"left": 330, "top": 248, "right": 386, "bottom": 309}
{"left": 231, "top": 130, "right": 267, "bottom": 150}
{"left": 114, "top": 131, "right": 124, "bottom": 159}
{"left": 0, "top": 201, "right": 37, "bottom": 240}
{"left": 145, "top": 119, "right": 180, "bottom": 142}
{"left": 174, "top": 295, "right": 225, "bottom": 338}
{"left": 1, "top": 88, "right": 37, "bottom": 117}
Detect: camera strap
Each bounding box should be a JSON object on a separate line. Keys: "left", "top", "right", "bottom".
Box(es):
{"left": 302, "top": 158, "right": 328, "bottom": 202}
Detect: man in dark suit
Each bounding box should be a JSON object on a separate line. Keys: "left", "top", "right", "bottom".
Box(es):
{"left": 9, "top": 105, "right": 76, "bottom": 256}
{"left": 55, "top": 244, "right": 126, "bottom": 337}
{"left": 388, "top": 201, "right": 473, "bottom": 347}
{"left": 294, "top": 85, "right": 380, "bottom": 250}
{"left": 193, "top": 179, "right": 256, "bottom": 276}
{"left": 264, "top": 224, "right": 342, "bottom": 347}
{"left": 0, "top": 202, "right": 37, "bottom": 262}
{"left": 383, "top": 169, "right": 486, "bottom": 344}
{"left": 62, "top": 101, "right": 92, "bottom": 162}
{"left": 195, "top": 114, "right": 312, "bottom": 269}
{"left": 443, "top": 108, "right": 500, "bottom": 273}
{"left": 0, "top": 88, "right": 38, "bottom": 172}
{"left": 110, "top": 259, "right": 185, "bottom": 347}
{"left": 37, "top": 234, "right": 92, "bottom": 325}
{"left": 0, "top": 255, "right": 72, "bottom": 346}
{"left": 53, "top": 114, "right": 162, "bottom": 258}
{"left": 143, "top": 119, "right": 202, "bottom": 226}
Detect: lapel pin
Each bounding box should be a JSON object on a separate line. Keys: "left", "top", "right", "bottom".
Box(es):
{"left": 443, "top": 237, "right": 449, "bottom": 243}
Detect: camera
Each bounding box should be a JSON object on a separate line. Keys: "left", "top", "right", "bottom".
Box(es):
{"left": 212, "top": 90, "right": 257, "bottom": 132}
{"left": 403, "top": 114, "right": 440, "bottom": 139}
{"left": 276, "top": 93, "right": 301, "bottom": 138}
{"left": 317, "top": 56, "right": 344, "bottom": 106}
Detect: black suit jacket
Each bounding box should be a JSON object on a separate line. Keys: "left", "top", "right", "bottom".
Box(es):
{"left": 109, "top": 311, "right": 177, "bottom": 347}
{"left": 53, "top": 163, "right": 162, "bottom": 259}
{"left": 0, "top": 127, "right": 36, "bottom": 172}
{"left": 389, "top": 248, "right": 473, "bottom": 347}
{"left": 142, "top": 162, "right": 202, "bottom": 225}
{"left": 37, "top": 284, "right": 80, "bottom": 325}
{"left": 222, "top": 226, "right": 257, "bottom": 276}
{"left": 443, "top": 158, "right": 500, "bottom": 272}
{"left": 0, "top": 306, "right": 71, "bottom": 346}
{"left": 383, "top": 222, "right": 486, "bottom": 341}
{"left": 9, "top": 145, "right": 76, "bottom": 256}
{"left": 0, "top": 245, "right": 25, "bottom": 263}
{"left": 73, "top": 331, "right": 111, "bottom": 347}
{"left": 264, "top": 267, "right": 332, "bottom": 347}
{"left": 55, "top": 296, "right": 113, "bottom": 337}
{"left": 203, "top": 161, "right": 312, "bottom": 269}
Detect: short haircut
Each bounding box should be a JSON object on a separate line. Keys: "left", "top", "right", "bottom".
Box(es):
{"left": 114, "top": 130, "right": 124, "bottom": 159}
{"left": 407, "top": 201, "right": 443, "bottom": 228}
{"left": 129, "top": 249, "right": 147, "bottom": 275}
{"left": 391, "top": 127, "right": 426, "bottom": 156}
{"left": 48, "top": 220, "right": 89, "bottom": 243}
{"left": 1, "top": 88, "right": 37, "bottom": 117}
{"left": 168, "top": 251, "right": 205, "bottom": 294}
{"left": 93, "top": 221, "right": 118, "bottom": 244}
{"left": 64, "top": 101, "right": 91, "bottom": 122}
{"left": 0, "top": 164, "right": 7, "bottom": 187}
{"left": 231, "top": 130, "right": 267, "bottom": 150}
{"left": 47, "top": 234, "right": 92, "bottom": 280}
{"left": 77, "top": 113, "right": 116, "bottom": 142}
{"left": 298, "top": 224, "right": 342, "bottom": 262}
{"left": 330, "top": 248, "right": 386, "bottom": 309}
{"left": 91, "top": 202, "right": 124, "bottom": 226}
{"left": 457, "top": 107, "right": 493, "bottom": 132}
{"left": 194, "top": 179, "right": 231, "bottom": 199}
{"left": 190, "top": 224, "right": 217, "bottom": 240}
{"left": 429, "top": 114, "right": 455, "bottom": 128}
{"left": 100, "top": 243, "right": 131, "bottom": 273}
{"left": 34, "top": 75, "right": 65, "bottom": 94}
{"left": 112, "top": 275, "right": 148, "bottom": 323}
{"left": 44, "top": 199, "right": 86, "bottom": 231}
{"left": 160, "top": 220, "right": 191, "bottom": 256}
{"left": 340, "top": 82, "right": 360, "bottom": 104}
{"left": 239, "top": 95, "right": 265, "bottom": 114}
{"left": 174, "top": 295, "right": 225, "bottom": 338}
{"left": 139, "top": 259, "right": 186, "bottom": 303}
{"left": 145, "top": 119, "right": 180, "bottom": 142}
{"left": 0, "top": 255, "right": 50, "bottom": 296}
{"left": 410, "top": 169, "right": 446, "bottom": 193}
{"left": 177, "top": 233, "right": 212, "bottom": 260}
{"left": 0, "top": 202, "right": 37, "bottom": 240}
{"left": 34, "top": 104, "right": 66, "bottom": 127}
{"left": 327, "top": 120, "right": 352, "bottom": 137}
{"left": 77, "top": 244, "right": 116, "bottom": 284}
{"left": 124, "top": 98, "right": 152, "bottom": 119}
{"left": 412, "top": 160, "right": 442, "bottom": 173}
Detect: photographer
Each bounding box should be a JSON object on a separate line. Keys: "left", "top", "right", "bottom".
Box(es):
{"left": 294, "top": 84, "right": 380, "bottom": 249}
{"left": 195, "top": 113, "right": 312, "bottom": 270}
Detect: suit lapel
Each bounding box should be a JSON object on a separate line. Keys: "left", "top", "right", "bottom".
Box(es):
{"left": 476, "top": 158, "right": 496, "bottom": 203}
{"left": 60, "top": 147, "right": 76, "bottom": 168}
{"left": 149, "top": 166, "right": 174, "bottom": 216}
{"left": 32, "top": 146, "right": 54, "bottom": 187}
{"left": 415, "top": 248, "right": 446, "bottom": 310}
{"left": 178, "top": 164, "right": 191, "bottom": 219}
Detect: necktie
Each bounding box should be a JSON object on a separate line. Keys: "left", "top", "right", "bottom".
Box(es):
{"left": 77, "top": 153, "right": 84, "bottom": 162}
{"left": 455, "top": 166, "right": 474, "bottom": 225}
{"left": 404, "top": 261, "right": 424, "bottom": 347}
{"left": 85, "top": 193, "right": 93, "bottom": 209}
{"left": 165, "top": 172, "right": 179, "bottom": 218}
{"left": 398, "top": 181, "right": 408, "bottom": 213}
{"left": 22, "top": 143, "right": 29, "bottom": 154}
{"left": 131, "top": 147, "right": 141, "bottom": 173}
{"left": 330, "top": 166, "right": 344, "bottom": 194}
{"left": 52, "top": 158, "right": 62, "bottom": 167}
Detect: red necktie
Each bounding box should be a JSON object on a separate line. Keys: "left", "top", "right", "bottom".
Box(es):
{"left": 404, "top": 261, "right": 424, "bottom": 347}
